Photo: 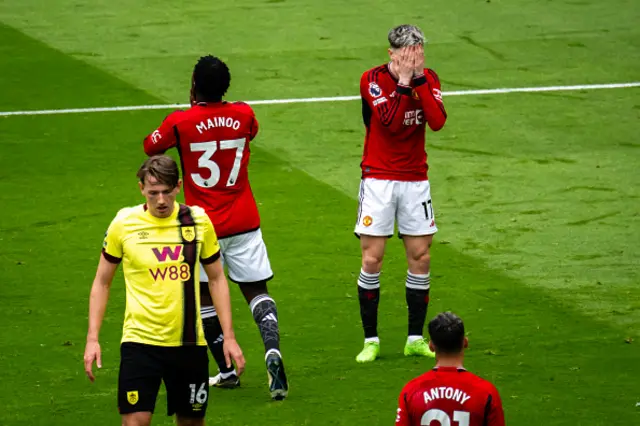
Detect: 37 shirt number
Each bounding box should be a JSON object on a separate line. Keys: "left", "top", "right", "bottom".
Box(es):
{"left": 189, "top": 138, "right": 246, "bottom": 188}
{"left": 421, "top": 409, "right": 470, "bottom": 426}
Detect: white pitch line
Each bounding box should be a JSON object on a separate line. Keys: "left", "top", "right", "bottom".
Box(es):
{"left": 1, "top": 82, "right": 639, "bottom": 117}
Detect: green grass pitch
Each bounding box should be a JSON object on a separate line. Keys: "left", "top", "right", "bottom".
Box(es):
{"left": 0, "top": 1, "right": 639, "bottom": 424}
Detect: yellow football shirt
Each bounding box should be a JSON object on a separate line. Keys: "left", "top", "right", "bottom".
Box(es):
{"left": 102, "top": 202, "right": 220, "bottom": 347}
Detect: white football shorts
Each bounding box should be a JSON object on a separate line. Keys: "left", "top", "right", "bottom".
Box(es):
{"left": 199, "top": 228, "right": 273, "bottom": 284}
{"left": 354, "top": 178, "right": 438, "bottom": 237}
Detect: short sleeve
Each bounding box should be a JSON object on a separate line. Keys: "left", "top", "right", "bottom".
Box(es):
{"left": 102, "top": 211, "right": 125, "bottom": 263}
{"left": 200, "top": 214, "right": 221, "bottom": 264}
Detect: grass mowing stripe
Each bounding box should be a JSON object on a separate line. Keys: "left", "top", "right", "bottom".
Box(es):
{"left": 1, "top": 82, "right": 639, "bottom": 117}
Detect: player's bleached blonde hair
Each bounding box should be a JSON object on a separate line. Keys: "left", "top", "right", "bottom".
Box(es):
{"left": 388, "top": 24, "right": 426, "bottom": 49}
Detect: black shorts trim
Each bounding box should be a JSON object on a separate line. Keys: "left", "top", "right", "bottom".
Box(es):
{"left": 218, "top": 226, "right": 260, "bottom": 240}
{"left": 397, "top": 232, "right": 437, "bottom": 239}
{"left": 228, "top": 274, "right": 274, "bottom": 285}
{"left": 354, "top": 232, "right": 393, "bottom": 240}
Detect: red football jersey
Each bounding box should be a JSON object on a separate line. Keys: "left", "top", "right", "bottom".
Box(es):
{"left": 360, "top": 64, "right": 446, "bottom": 181}
{"left": 143, "top": 102, "right": 260, "bottom": 238}
{"left": 395, "top": 367, "right": 505, "bottom": 426}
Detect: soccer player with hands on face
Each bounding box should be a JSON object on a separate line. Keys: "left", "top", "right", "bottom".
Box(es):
{"left": 354, "top": 24, "right": 447, "bottom": 363}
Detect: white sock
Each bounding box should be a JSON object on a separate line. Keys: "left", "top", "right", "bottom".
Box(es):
{"left": 365, "top": 337, "right": 380, "bottom": 344}
{"left": 265, "top": 348, "right": 282, "bottom": 360}
{"left": 407, "top": 335, "right": 423, "bottom": 343}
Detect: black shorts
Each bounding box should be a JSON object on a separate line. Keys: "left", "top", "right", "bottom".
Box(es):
{"left": 118, "top": 342, "right": 209, "bottom": 417}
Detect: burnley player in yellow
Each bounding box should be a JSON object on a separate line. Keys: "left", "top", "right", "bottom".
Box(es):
{"left": 83, "top": 155, "right": 245, "bottom": 426}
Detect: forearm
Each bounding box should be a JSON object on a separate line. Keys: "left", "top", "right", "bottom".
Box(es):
{"left": 143, "top": 133, "right": 168, "bottom": 156}
{"left": 420, "top": 95, "right": 446, "bottom": 130}
{"left": 143, "top": 117, "right": 179, "bottom": 155}
{"left": 87, "top": 280, "right": 110, "bottom": 341}
{"left": 208, "top": 275, "right": 235, "bottom": 340}
{"left": 414, "top": 77, "right": 446, "bottom": 131}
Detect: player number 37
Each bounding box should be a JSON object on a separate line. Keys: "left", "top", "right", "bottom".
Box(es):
{"left": 190, "top": 138, "right": 246, "bottom": 188}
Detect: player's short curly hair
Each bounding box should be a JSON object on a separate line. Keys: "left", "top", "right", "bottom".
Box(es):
{"left": 137, "top": 155, "right": 180, "bottom": 188}
{"left": 428, "top": 312, "right": 465, "bottom": 354}
{"left": 388, "top": 24, "right": 426, "bottom": 49}
{"left": 192, "top": 55, "right": 231, "bottom": 102}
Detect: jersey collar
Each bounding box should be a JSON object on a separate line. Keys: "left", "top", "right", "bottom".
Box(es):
{"left": 195, "top": 101, "right": 227, "bottom": 107}
{"left": 143, "top": 202, "right": 180, "bottom": 222}
{"left": 433, "top": 366, "right": 466, "bottom": 373}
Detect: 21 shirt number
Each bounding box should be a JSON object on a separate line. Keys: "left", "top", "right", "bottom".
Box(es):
{"left": 421, "top": 409, "right": 470, "bottom": 426}
{"left": 190, "top": 138, "right": 246, "bottom": 188}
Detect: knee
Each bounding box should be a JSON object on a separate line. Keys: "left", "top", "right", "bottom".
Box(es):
{"left": 177, "top": 418, "right": 204, "bottom": 426}
{"left": 408, "top": 247, "right": 431, "bottom": 272}
{"left": 122, "top": 413, "right": 152, "bottom": 426}
{"left": 362, "top": 252, "right": 384, "bottom": 273}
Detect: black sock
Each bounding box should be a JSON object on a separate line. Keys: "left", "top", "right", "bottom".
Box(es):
{"left": 406, "top": 272, "right": 431, "bottom": 337}
{"left": 202, "top": 312, "right": 235, "bottom": 374}
{"left": 250, "top": 294, "right": 281, "bottom": 354}
{"left": 357, "top": 269, "right": 381, "bottom": 339}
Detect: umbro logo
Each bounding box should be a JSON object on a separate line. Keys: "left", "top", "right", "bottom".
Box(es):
{"left": 138, "top": 231, "right": 149, "bottom": 240}
{"left": 262, "top": 313, "right": 278, "bottom": 323}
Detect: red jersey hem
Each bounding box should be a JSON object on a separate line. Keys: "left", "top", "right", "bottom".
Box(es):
{"left": 362, "top": 172, "right": 428, "bottom": 182}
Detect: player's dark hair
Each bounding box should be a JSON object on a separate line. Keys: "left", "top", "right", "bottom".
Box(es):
{"left": 192, "top": 55, "right": 231, "bottom": 102}
{"left": 428, "top": 312, "right": 465, "bottom": 354}
{"left": 137, "top": 155, "right": 180, "bottom": 188}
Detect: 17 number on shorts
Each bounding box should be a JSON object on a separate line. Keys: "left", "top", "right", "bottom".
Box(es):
{"left": 189, "top": 383, "right": 208, "bottom": 404}
{"left": 421, "top": 199, "right": 434, "bottom": 221}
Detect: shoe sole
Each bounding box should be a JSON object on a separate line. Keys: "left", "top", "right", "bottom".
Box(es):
{"left": 355, "top": 355, "right": 379, "bottom": 363}
{"left": 213, "top": 380, "right": 240, "bottom": 389}
{"left": 404, "top": 350, "right": 435, "bottom": 358}
{"left": 210, "top": 375, "right": 241, "bottom": 389}
{"left": 271, "top": 389, "right": 288, "bottom": 401}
